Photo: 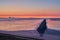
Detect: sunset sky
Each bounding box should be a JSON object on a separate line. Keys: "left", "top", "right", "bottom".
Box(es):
{"left": 0, "top": 0, "right": 60, "bottom": 18}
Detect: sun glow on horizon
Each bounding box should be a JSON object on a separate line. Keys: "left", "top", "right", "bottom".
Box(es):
{"left": 0, "top": 16, "right": 60, "bottom": 18}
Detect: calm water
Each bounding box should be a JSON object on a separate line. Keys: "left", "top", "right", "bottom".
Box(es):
{"left": 0, "top": 19, "right": 60, "bottom": 31}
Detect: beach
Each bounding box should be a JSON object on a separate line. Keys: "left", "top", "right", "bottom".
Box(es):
{"left": 0, "top": 19, "right": 60, "bottom": 40}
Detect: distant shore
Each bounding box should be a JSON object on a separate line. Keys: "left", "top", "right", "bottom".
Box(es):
{"left": 0, "top": 18, "right": 60, "bottom": 21}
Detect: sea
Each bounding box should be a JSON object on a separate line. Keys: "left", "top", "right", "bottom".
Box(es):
{"left": 0, "top": 18, "right": 60, "bottom": 31}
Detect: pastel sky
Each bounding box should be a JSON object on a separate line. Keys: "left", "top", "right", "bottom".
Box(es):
{"left": 0, "top": 0, "right": 60, "bottom": 18}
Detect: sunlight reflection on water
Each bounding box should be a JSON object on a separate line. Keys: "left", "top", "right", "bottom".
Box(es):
{"left": 0, "top": 19, "right": 60, "bottom": 31}
{"left": 0, "top": 20, "right": 42, "bottom": 31}
{"left": 47, "top": 20, "right": 60, "bottom": 30}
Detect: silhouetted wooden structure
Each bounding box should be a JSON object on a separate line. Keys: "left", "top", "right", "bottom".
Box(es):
{"left": 37, "top": 19, "right": 47, "bottom": 37}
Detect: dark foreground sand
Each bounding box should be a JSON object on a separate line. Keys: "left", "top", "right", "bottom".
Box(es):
{"left": 0, "top": 33, "right": 44, "bottom": 40}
